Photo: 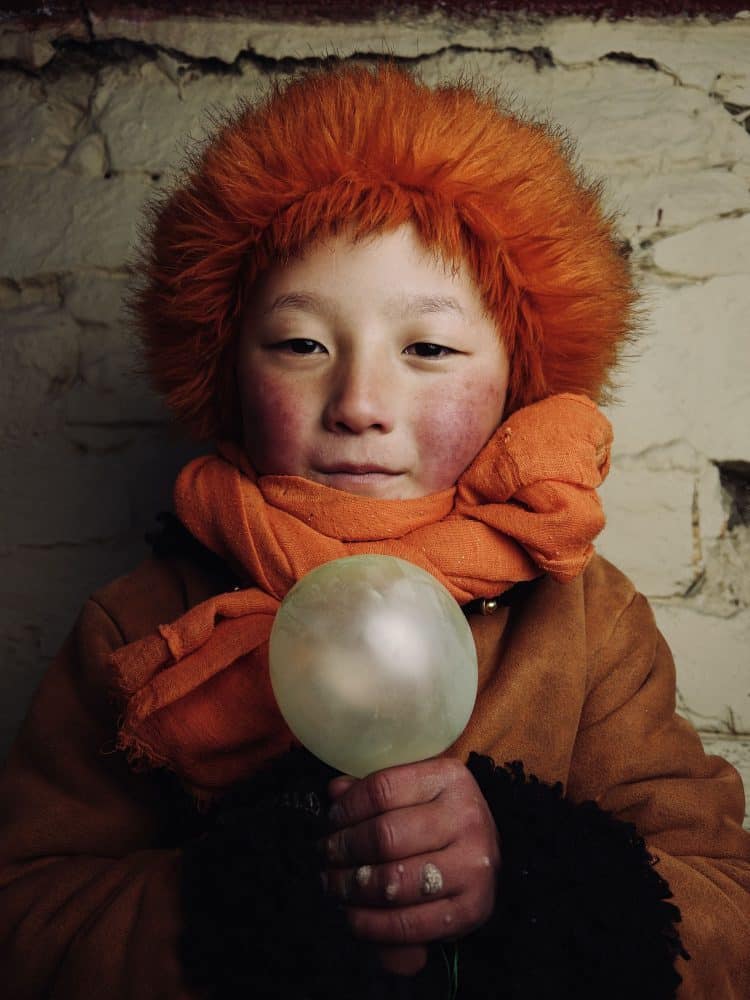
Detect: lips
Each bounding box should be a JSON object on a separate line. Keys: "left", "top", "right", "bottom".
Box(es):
{"left": 317, "top": 463, "right": 401, "bottom": 475}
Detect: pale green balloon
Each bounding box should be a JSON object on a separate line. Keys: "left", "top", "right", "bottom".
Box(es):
{"left": 269, "top": 555, "right": 478, "bottom": 777}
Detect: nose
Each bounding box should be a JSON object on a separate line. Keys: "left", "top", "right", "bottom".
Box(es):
{"left": 322, "top": 355, "right": 395, "bottom": 434}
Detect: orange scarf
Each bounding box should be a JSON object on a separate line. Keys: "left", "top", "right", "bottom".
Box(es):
{"left": 112, "top": 393, "right": 612, "bottom": 799}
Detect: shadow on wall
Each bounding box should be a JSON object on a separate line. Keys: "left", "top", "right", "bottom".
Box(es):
{"left": 0, "top": 297, "right": 206, "bottom": 757}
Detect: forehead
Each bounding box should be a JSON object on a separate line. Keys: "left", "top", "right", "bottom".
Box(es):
{"left": 245, "top": 222, "right": 489, "bottom": 322}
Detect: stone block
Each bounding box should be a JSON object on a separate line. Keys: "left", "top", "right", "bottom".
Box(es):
{"left": 0, "top": 303, "right": 79, "bottom": 445}
{"left": 64, "top": 282, "right": 159, "bottom": 417}
{"left": 654, "top": 603, "right": 750, "bottom": 734}
{"left": 604, "top": 276, "right": 750, "bottom": 462}
{"left": 66, "top": 133, "right": 108, "bottom": 176}
{"left": 87, "top": 10, "right": 750, "bottom": 105}
{"left": 94, "top": 59, "right": 267, "bottom": 174}
{"left": 61, "top": 273, "right": 131, "bottom": 327}
{"left": 0, "top": 277, "right": 60, "bottom": 310}
{"left": 0, "top": 170, "right": 153, "bottom": 279}
{"left": 550, "top": 73, "right": 750, "bottom": 175}
{"left": 653, "top": 216, "right": 750, "bottom": 278}
{"left": 0, "top": 70, "right": 82, "bottom": 169}
{"left": 63, "top": 321, "right": 166, "bottom": 426}
{"left": 90, "top": 12, "right": 489, "bottom": 64}
{"left": 597, "top": 463, "right": 697, "bottom": 597}
{"left": 0, "top": 435, "right": 132, "bottom": 547}
{"left": 716, "top": 76, "right": 750, "bottom": 107}
{"left": 0, "top": 19, "right": 88, "bottom": 70}
{"left": 540, "top": 16, "right": 750, "bottom": 93}
{"left": 698, "top": 529, "right": 750, "bottom": 618}
{"left": 64, "top": 378, "right": 166, "bottom": 427}
{"left": 603, "top": 169, "right": 750, "bottom": 240}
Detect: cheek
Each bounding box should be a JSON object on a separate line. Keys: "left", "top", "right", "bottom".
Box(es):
{"left": 240, "top": 370, "right": 311, "bottom": 474}
{"left": 415, "top": 377, "right": 505, "bottom": 491}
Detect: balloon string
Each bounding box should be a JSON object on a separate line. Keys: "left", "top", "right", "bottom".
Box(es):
{"left": 440, "top": 942, "right": 459, "bottom": 1000}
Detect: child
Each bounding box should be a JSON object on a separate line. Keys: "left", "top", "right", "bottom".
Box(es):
{"left": 0, "top": 62, "right": 748, "bottom": 999}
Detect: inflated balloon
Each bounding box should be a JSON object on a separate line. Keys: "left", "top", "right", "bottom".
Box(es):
{"left": 269, "top": 555, "right": 478, "bottom": 777}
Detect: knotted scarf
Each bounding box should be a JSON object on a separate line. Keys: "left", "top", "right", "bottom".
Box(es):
{"left": 112, "top": 393, "right": 612, "bottom": 799}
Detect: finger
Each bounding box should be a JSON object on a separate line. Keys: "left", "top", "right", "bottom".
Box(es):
{"left": 347, "top": 896, "right": 467, "bottom": 946}
{"left": 321, "top": 798, "right": 454, "bottom": 868}
{"left": 327, "top": 848, "right": 494, "bottom": 908}
{"left": 328, "top": 775, "right": 356, "bottom": 800}
{"left": 326, "top": 757, "right": 465, "bottom": 831}
{"left": 376, "top": 945, "right": 428, "bottom": 976}
{"left": 326, "top": 851, "right": 473, "bottom": 908}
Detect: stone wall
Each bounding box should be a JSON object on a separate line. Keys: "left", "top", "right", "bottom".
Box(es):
{"left": 1, "top": 9, "right": 748, "bottom": 812}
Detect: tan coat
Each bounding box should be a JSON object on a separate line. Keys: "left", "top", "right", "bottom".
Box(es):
{"left": 0, "top": 550, "right": 748, "bottom": 998}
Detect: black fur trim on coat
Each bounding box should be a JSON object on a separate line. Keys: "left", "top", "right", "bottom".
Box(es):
{"left": 460, "top": 753, "right": 689, "bottom": 999}
{"left": 178, "top": 749, "right": 688, "bottom": 1000}
{"left": 179, "top": 748, "right": 417, "bottom": 1000}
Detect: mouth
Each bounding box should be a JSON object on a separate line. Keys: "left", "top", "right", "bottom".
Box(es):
{"left": 314, "top": 463, "right": 406, "bottom": 496}
{"left": 318, "top": 464, "right": 401, "bottom": 476}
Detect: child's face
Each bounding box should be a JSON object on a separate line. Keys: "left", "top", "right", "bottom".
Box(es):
{"left": 238, "top": 223, "right": 509, "bottom": 499}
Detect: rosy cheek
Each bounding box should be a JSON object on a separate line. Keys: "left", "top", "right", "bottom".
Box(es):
{"left": 415, "top": 378, "right": 505, "bottom": 491}
{"left": 240, "top": 370, "right": 310, "bottom": 475}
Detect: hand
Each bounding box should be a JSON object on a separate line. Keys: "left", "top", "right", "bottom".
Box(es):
{"left": 320, "top": 757, "right": 501, "bottom": 976}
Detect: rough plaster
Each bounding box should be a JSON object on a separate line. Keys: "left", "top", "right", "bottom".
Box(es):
{"left": 0, "top": 11, "right": 749, "bottom": 805}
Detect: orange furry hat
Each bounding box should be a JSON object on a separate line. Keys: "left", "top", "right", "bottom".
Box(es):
{"left": 130, "top": 61, "right": 636, "bottom": 441}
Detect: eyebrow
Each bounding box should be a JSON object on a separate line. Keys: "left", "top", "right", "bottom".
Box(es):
{"left": 263, "top": 291, "right": 466, "bottom": 320}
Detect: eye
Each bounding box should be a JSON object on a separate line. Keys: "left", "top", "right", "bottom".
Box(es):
{"left": 271, "top": 338, "right": 326, "bottom": 355}
{"left": 404, "top": 342, "right": 456, "bottom": 359}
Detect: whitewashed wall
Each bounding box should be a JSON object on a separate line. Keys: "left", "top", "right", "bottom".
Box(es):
{"left": 1, "top": 11, "right": 748, "bottom": 810}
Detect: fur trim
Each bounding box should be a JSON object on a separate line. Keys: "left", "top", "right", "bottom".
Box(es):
{"left": 179, "top": 747, "right": 391, "bottom": 998}
{"left": 177, "top": 747, "right": 688, "bottom": 1000}
{"left": 462, "top": 753, "right": 689, "bottom": 999}
{"left": 128, "top": 61, "right": 637, "bottom": 441}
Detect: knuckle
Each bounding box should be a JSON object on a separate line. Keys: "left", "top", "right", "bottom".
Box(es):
{"left": 394, "top": 909, "right": 417, "bottom": 944}
{"left": 440, "top": 757, "right": 466, "bottom": 786}
{"left": 464, "top": 797, "right": 491, "bottom": 837}
{"left": 372, "top": 814, "right": 398, "bottom": 858}
{"left": 472, "top": 802, "right": 491, "bottom": 835}
{"left": 446, "top": 757, "right": 466, "bottom": 779}
{"left": 369, "top": 771, "right": 395, "bottom": 813}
